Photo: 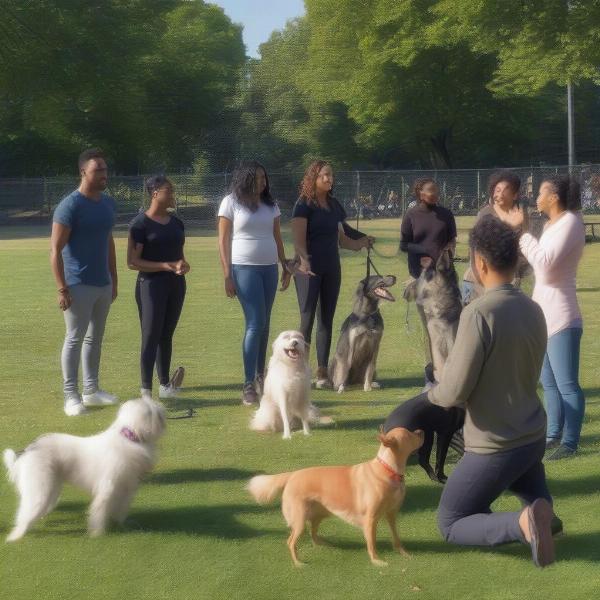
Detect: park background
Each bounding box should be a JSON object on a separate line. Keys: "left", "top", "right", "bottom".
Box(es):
{"left": 1, "top": 2, "right": 599, "bottom": 599}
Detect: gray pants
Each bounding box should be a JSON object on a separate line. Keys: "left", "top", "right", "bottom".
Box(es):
{"left": 437, "top": 437, "right": 551, "bottom": 546}
{"left": 61, "top": 284, "right": 112, "bottom": 397}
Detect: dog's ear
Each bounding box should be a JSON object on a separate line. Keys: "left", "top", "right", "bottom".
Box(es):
{"left": 378, "top": 426, "right": 397, "bottom": 448}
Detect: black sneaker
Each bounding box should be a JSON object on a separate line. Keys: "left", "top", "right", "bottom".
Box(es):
{"left": 242, "top": 382, "right": 258, "bottom": 406}
{"left": 546, "top": 445, "right": 576, "bottom": 461}
{"left": 545, "top": 438, "right": 561, "bottom": 452}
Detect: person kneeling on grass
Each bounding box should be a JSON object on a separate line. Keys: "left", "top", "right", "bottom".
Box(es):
{"left": 427, "top": 215, "right": 562, "bottom": 568}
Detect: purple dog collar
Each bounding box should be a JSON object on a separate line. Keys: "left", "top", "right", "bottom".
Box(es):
{"left": 120, "top": 427, "right": 141, "bottom": 443}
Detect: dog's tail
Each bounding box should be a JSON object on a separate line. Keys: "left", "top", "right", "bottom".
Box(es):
{"left": 247, "top": 472, "right": 292, "bottom": 504}
{"left": 3, "top": 449, "right": 18, "bottom": 483}
{"left": 249, "top": 401, "right": 279, "bottom": 432}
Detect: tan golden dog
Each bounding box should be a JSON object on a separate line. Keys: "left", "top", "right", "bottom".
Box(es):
{"left": 247, "top": 427, "right": 424, "bottom": 567}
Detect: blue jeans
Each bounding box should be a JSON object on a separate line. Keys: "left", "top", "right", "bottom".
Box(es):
{"left": 232, "top": 264, "right": 278, "bottom": 383}
{"left": 540, "top": 327, "right": 585, "bottom": 450}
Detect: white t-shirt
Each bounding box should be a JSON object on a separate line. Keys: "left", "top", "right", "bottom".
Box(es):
{"left": 218, "top": 193, "right": 281, "bottom": 265}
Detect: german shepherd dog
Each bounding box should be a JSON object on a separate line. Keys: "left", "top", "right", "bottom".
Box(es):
{"left": 329, "top": 274, "right": 396, "bottom": 393}
{"left": 384, "top": 393, "right": 464, "bottom": 483}
{"left": 410, "top": 248, "right": 463, "bottom": 384}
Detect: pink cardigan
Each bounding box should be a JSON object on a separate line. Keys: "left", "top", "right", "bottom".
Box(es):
{"left": 519, "top": 211, "right": 585, "bottom": 338}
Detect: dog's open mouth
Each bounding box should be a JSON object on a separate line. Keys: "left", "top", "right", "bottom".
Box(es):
{"left": 373, "top": 286, "right": 395, "bottom": 302}
{"left": 285, "top": 347, "right": 300, "bottom": 359}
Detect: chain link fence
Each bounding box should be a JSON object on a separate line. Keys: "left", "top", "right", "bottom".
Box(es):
{"left": 1, "top": 165, "right": 599, "bottom": 227}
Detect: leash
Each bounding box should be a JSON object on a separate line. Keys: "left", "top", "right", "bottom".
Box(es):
{"left": 166, "top": 408, "right": 196, "bottom": 420}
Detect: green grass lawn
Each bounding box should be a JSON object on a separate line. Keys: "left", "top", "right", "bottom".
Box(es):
{"left": 0, "top": 219, "right": 599, "bottom": 600}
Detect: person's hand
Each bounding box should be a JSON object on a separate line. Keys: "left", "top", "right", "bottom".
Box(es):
{"left": 111, "top": 281, "right": 118, "bottom": 303}
{"left": 297, "top": 256, "right": 315, "bottom": 276}
{"left": 420, "top": 256, "right": 433, "bottom": 269}
{"left": 224, "top": 276, "right": 236, "bottom": 298}
{"left": 498, "top": 206, "right": 526, "bottom": 230}
{"left": 58, "top": 288, "right": 72, "bottom": 311}
{"left": 173, "top": 259, "right": 190, "bottom": 275}
{"left": 280, "top": 268, "right": 291, "bottom": 291}
{"left": 362, "top": 235, "right": 375, "bottom": 249}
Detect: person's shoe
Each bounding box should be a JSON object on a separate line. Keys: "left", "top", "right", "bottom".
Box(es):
{"left": 551, "top": 515, "right": 564, "bottom": 537}
{"left": 315, "top": 367, "right": 332, "bottom": 390}
{"left": 159, "top": 384, "right": 180, "bottom": 399}
{"left": 545, "top": 438, "right": 561, "bottom": 452}
{"left": 546, "top": 445, "right": 576, "bottom": 461}
{"left": 141, "top": 388, "right": 153, "bottom": 400}
{"left": 64, "top": 395, "right": 88, "bottom": 416}
{"left": 255, "top": 373, "right": 265, "bottom": 396}
{"left": 82, "top": 390, "right": 118, "bottom": 406}
{"left": 526, "top": 498, "right": 555, "bottom": 568}
{"left": 242, "top": 382, "right": 258, "bottom": 406}
{"left": 169, "top": 366, "right": 185, "bottom": 389}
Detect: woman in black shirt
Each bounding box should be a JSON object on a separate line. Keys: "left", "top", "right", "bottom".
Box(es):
{"left": 291, "top": 160, "right": 372, "bottom": 388}
{"left": 128, "top": 176, "right": 189, "bottom": 399}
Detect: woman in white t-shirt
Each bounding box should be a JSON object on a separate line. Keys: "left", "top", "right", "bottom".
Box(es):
{"left": 218, "top": 161, "right": 291, "bottom": 405}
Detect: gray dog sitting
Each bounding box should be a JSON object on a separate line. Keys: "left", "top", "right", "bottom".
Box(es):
{"left": 329, "top": 274, "right": 396, "bottom": 393}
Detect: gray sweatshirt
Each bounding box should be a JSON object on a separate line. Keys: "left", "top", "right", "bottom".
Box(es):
{"left": 428, "top": 284, "right": 547, "bottom": 454}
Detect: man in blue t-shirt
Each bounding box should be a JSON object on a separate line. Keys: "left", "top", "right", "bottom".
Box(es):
{"left": 51, "top": 149, "right": 119, "bottom": 416}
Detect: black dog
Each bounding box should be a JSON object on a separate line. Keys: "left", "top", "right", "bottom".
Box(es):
{"left": 383, "top": 392, "right": 464, "bottom": 483}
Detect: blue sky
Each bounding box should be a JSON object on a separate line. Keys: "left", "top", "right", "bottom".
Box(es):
{"left": 209, "top": 0, "right": 305, "bottom": 58}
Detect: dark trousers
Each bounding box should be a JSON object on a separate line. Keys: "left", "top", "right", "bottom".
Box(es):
{"left": 135, "top": 272, "right": 186, "bottom": 390}
{"left": 438, "top": 437, "right": 552, "bottom": 546}
{"left": 293, "top": 264, "right": 341, "bottom": 368}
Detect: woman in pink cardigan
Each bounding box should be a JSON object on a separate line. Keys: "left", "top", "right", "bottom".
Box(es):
{"left": 501, "top": 175, "right": 586, "bottom": 460}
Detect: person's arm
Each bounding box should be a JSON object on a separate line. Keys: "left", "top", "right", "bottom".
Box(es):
{"left": 126, "top": 235, "right": 178, "bottom": 273}
{"left": 519, "top": 217, "right": 581, "bottom": 272}
{"left": 108, "top": 234, "right": 118, "bottom": 302}
{"left": 342, "top": 221, "right": 365, "bottom": 240}
{"left": 50, "top": 222, "right": 72, "bottom": 311}
{"left": 399, "top": 213, "right": 429, "bottom": 255}
{"left": 427, "top": 307, "right": 488, "bottom": 408}
{"left": 447, "top": 211, "right": 457, "bottom": 257}
{"left": 338, "top": 223, "right": 369, "bottom": 250}
{"left": 217, "top": 216, "right": 236, "bottom": 297}
{"left": 290, "top": 217, "right": 315, "bottom": 275}
{"left": 273, "top": 216, "right": 291, "bottom": 291}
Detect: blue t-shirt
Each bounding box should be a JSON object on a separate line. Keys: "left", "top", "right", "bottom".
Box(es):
{"left": 53, "top": 190, "right": 116, "bottom": 287}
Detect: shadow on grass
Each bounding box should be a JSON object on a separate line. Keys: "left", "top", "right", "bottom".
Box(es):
{"left": 182, "top": 383, "right": 239, "bottom": 392}
{"left": 128, "top": 503, "right": 281, "bottom": 539}
{"left": 149, "top": 467, "right": 255, "bottom": 485}
{"left": 577, "top": 287, "right": 600, "bottom": 293}
{"left": 547, "top": 473, "right": 600, "bottom": 498}
{"left": 164, "top": 397, "right": 241, "bottom": 410}
{"left": 332, "top": 417, "right": 387, "bottom": 431}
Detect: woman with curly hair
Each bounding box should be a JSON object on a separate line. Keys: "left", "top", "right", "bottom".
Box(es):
{"left": 218, "top": 160, "right": 291, "bottom": 405}
{"left": 400, "top": 178, "right": 457, "bottom": 384}
{"left": 291, "top": 161, "right": 373, "bottom": 389}
{"left": 462, "top": 170, "right": 530, "bottom": 305}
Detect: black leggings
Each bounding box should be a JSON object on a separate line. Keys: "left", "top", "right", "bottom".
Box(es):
{"left": 135, "top": 272, "right": 186, "bottom": 390}
{"left": 294, "top": 264, "right": 341, "bottom": 368}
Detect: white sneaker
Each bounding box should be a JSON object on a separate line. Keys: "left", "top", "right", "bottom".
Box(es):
{"left": 64, "top": 396, "right": 88, "bottom": 416}
{"left": 82, "top": 390, "right": 119, "bottom": 406}
{"left": 159, "top": 384, "right": 180, "bottom": 399}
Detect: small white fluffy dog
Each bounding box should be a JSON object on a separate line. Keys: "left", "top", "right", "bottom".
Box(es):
{"left": 251, "top": 330, "right": 312, "bottom": 439}
{"left": 3, "top": 397, "right": 166, "bottom": 542}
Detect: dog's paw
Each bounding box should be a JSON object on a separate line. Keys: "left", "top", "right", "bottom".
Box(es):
{"left": 371, "top": 381, "right": 381, "bottom": 389}
{"left": 337, "top": 384, "right": 346, "bottom": 394}
{"left": 282, "top": 433, "right": 292, "bottom": 440}
{"left": 435, "top": 473, "right": 448, "bottom": 484}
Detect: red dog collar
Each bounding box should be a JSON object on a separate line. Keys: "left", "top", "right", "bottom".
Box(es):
{"left": 377, "top": 456, "right": 405, "bottom": 484}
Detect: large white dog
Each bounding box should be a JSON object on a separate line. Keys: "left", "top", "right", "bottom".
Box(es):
{"left": 250, "top": 330, "right": 312, "bottom": 439}
{"left": 3, "top": 397, "right": 166, "bottom": 542}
